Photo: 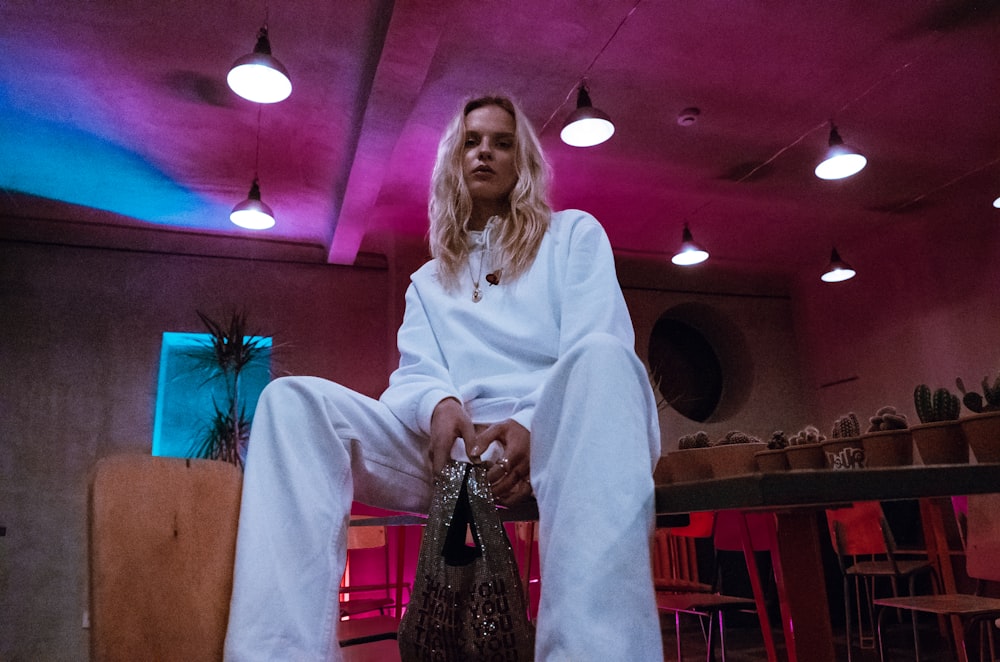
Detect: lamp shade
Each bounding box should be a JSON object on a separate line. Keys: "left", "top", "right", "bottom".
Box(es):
{"left": 993, "top": 194, "right": 1000, "bottom": 209}
{"left": 815, "top": 125, "right": 866, "bottom": 180}
{"left": 821, "top": 247, "right": 856, "bottom": 282}
{"left": 560, "top": 86, "right": 614, "bottom": 147}
{"left": 671, "top": 225, "right": 709, "bottom": 266}
{"left": 230, "top": 178, "right": 275, "bottom": 230}
{"left": 227, "top": 27, "right": 292, "bottom": 104}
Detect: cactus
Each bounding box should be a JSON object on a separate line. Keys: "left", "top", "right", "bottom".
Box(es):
{"left": 767, "top": 430, "right": 789, "bottom": 450}
{"left": 832, "top": 412, "right": 861, "bottom": 438}
{"left": 956, "top": 375, "right": 1000, "bottom": 413}
{"left": 678, "top": 431, "right": 711, "bottom": 449}
{"left": 788, "top": 425, "right": 825, "bottom": 446}
{"left": 867, "top": 405, "right": 908, "bottom": 432}
{"left": 718, "top": 430, "right": 763, "bottom": 445}
{"left": 914, "top": 384, "right": 961, "bottom": 423}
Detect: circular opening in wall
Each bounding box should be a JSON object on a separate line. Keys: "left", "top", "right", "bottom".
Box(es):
{"left": 647, "top": 303, "right": 752, "bottom": 423}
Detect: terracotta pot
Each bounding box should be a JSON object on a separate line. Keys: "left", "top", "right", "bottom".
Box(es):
{"left": 706, "top": 443, "right": 765, "bottom": 478}
{"left": 658, "top": 448, "right": 714, "bottom": 483}
{"left": 861, "top": 429, "right": 914, "bottom": 467}
{"left": 911, "top": 420, "right": 968, "bottom": 464}
{"left": 961, "top": 411, "right": 1000, "bottom": 463}
{"left": 754, "top": 448, "right": 788, "bottom": 473}
{"left": 658, "top": 444, "right": 763, "bottom": 482}
{"left": 785, "top": 443, "right": 825, "bottom": 470}
{"left": 821, "top": 437, "right": 867, "bottom": 470}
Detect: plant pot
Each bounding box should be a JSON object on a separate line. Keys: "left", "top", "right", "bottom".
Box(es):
{"left": 657, "top": 448, "right": 714, "bottom": 483}
{"left": 961, "top": 411, "right": 1000, "bottom": 463}
{"left": 706, "top": 443, "right": 765, "bottom": 478}
{"left": 911, "top": 420, "right": 967, "bottom": 465}
{"left": 861, "top": 429, "right": 914, "bottom": 467}
{"left": 785, "top": 443, "right": 825, "bottom": 470}
{"left": 754, "top": 448, "right": 788, "bottom": 473}
{"left": 821, "top": 437, "right": 867, "bottom": 470}
{"left": 658, "top": 444, "right": 763, "bottom": 482}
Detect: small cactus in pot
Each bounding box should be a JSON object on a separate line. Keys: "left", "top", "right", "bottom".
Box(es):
{"left": 867, "top": 405, "right": 908, "bottom": 432}
{"left": 913, "top": 384, "right": 960, "bottom": 423}
{"left": 956, "top": 375, "right": 1000, "bottom": 413}
{"left": 832, "top": 412, "right": 861, "bottom": 438}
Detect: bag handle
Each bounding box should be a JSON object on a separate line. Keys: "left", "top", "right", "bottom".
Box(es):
{"left": 441, "top": 464, "right": 483, "bottom": 567}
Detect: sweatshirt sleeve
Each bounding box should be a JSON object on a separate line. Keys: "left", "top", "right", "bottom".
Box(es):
{"left": 510, "top": 213, "right": 635, "bottom": 430}
{"left": 379, "top": 280, "right": 460, "bottom": 437}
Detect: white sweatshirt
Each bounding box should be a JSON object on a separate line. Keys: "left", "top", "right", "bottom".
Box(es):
{"left": 380, "top": 209, "right": 636, "bottom": 436}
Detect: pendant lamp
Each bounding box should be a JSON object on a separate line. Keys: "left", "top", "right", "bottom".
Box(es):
{"left": 821, "top": 247, "right": 856, "bottom": 282}
{"left": 560, "top": 85, "right": 615, "bottom": 147}
{"left": 227, "top": 25, "right": 292, "bottom": 104}
{"left": 230, "top": 178, "right": 275, "bottom": 230}
{"left": 671, "top": 225, "right": 709, "bottom": 266}
{"left": 992, "top": 194, "right": 1000, "bottom": 209}
{"left": 815, "top": 124, "right": 867, "bottom": 180}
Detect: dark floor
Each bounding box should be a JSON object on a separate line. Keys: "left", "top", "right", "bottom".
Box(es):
{"left": 668, "top": 612, "right": 974, "bottom": 662}
{"left": 341, "top": 615, "right": 974, "bottom": 661}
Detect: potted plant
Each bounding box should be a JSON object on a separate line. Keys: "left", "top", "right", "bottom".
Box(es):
{"left": 861, "top": 406, "right": 912, "bottom": 467}
{"left": 911, "top": 384, "right": 966, "bottom": 464}
{"left": 956, "top": 374, "right": 1000, "bottom": 463}
{"left": 754, "top": 431, "right": 790, "bottom": 473}
{"left": 660, "top": 431, "right": 763, "bottom": 482}
{"left": 822, "top": 413, "right": 866, "bottom": 470}
{"left": 784, "top": 425, "right": 826, "bottom": 470}
{"left": 185, "top": 311, "right": 272, "bottom": 469}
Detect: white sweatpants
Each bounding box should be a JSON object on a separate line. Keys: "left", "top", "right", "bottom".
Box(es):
{"left": 224, "top": 332, "right": 663, "bottom": 661}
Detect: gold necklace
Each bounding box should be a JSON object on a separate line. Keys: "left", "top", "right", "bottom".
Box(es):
{"left": 468, "top": 248, "right": 485, "bottom": 302}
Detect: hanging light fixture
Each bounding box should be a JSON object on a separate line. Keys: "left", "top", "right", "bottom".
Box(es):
{"left": 821, "top": 247, "right": 856, "bottom": 282}
{"left": 227, "top": 24, "right": 292, "bottom": 104}
{"left": 231, "top": 178, "right": 275, "bottom": 229}
{"left": 231, "top": 107, "right": 275, "bottom": 230}
{"left": 992, "top": 194, "right": 1000, "bottom": 209}
{"left": 560, "top": 84, "right": 615, "bottom": 147}
{"left": 671, "top": 224, "right": 709, "bottom": 266}
{"left": 815, "top": 123, "right": 867, "bottom": 180}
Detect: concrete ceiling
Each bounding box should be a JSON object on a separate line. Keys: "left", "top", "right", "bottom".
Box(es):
{"left": 2, "top": 0, "right": 998, "bottom": 281}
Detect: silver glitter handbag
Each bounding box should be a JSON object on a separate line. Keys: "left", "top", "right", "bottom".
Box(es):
{"left": 398, "top": 460, "right": 534, "bottom": 661}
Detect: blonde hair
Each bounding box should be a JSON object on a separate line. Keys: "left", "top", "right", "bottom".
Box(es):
{"left": 428, "top": 95, "right": 552, "bottom": 290}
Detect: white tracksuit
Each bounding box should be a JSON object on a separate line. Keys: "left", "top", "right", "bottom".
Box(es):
{"left": 224, "top": 210, "right": 663, "bottom": 661}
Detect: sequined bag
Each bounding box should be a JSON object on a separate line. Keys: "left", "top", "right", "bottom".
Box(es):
{"left": 398, "top": 460, "right": 534, "bottom": 661}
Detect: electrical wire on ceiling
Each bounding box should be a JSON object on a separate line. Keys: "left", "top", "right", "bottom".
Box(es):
{"left": 539, "top": 0, "right": 644, "bottom": 137}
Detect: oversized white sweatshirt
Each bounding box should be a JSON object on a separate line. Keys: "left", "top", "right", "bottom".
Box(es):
{"left": 380, "top": 209, "right": 637, "bottom": 436}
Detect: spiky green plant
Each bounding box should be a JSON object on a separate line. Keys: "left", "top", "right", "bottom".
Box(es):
{"left": 956, "top": 375, "right": 1000, "bottom": 413}
{"left": 913, "top": 384, "right": 960, "bottom": 423}
{"left": 832, "top": 413, "right": 861, "bottom": 438}
{"left": 184, "top": 311, "right": 271, "bottom": 469}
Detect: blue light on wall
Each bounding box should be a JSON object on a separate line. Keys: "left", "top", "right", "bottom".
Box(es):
{"left": 153, "top": 332, "right": 272, "bottom": 459}
{"left": 0, "top": 93, "right": 231, "bottom": 228}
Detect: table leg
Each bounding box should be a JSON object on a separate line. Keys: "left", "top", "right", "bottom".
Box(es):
{"left": 771, "top": 510, "right": 836, "bottom": 662}
{"left": 919, "top": 497, "right": 967, "bottom": 662}
{"left": 737, "top": 512, "right": 779, "bottom": 662}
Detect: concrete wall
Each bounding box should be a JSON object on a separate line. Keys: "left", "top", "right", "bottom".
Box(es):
{"left": 792, "top": 212, "right": 1000, "bottom": 440}
{"left": 0, "top": 240, "right": 393, "bottom": 661}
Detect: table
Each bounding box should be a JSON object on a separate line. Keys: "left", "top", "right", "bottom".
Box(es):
{"left": 655, "top": 464, "right": 1000, "bottom": 662}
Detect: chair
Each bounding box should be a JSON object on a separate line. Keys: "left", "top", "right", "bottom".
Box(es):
{"left": 89, "top": 455, "right": 242, "bottom": 662}
{"left": 874, "top": 493, "right": 1000, "bottom": 662}
{"left": 338, "top": 513, "right": 419, "bottom": 651}
{"left": 653, "top": 511, "right": 760, "bottom": 662}
{"left": 826, "top": 501, "right": 940, "bottom": 662}
{"left": 339, "top": 516, "right": 408, "bottom": 619}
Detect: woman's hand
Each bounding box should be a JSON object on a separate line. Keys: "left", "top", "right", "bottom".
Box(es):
{"left": 476, "top": 419, "right": 533, "bottom": 506}
{"left": 429, "top": 398, "right": 477, "bottom": 475}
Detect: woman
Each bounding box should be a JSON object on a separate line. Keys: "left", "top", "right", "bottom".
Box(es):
{"left": 224, "top": 95, "right": 663, "bottom": 661}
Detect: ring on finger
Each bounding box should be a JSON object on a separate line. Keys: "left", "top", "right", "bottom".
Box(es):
{"left": 497, "top": 456, "right": 510, "bottom": 474}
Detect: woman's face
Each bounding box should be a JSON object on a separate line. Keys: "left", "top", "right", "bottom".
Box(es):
{"left": 462, "top": 104, "right": 518, "bottom": 213}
